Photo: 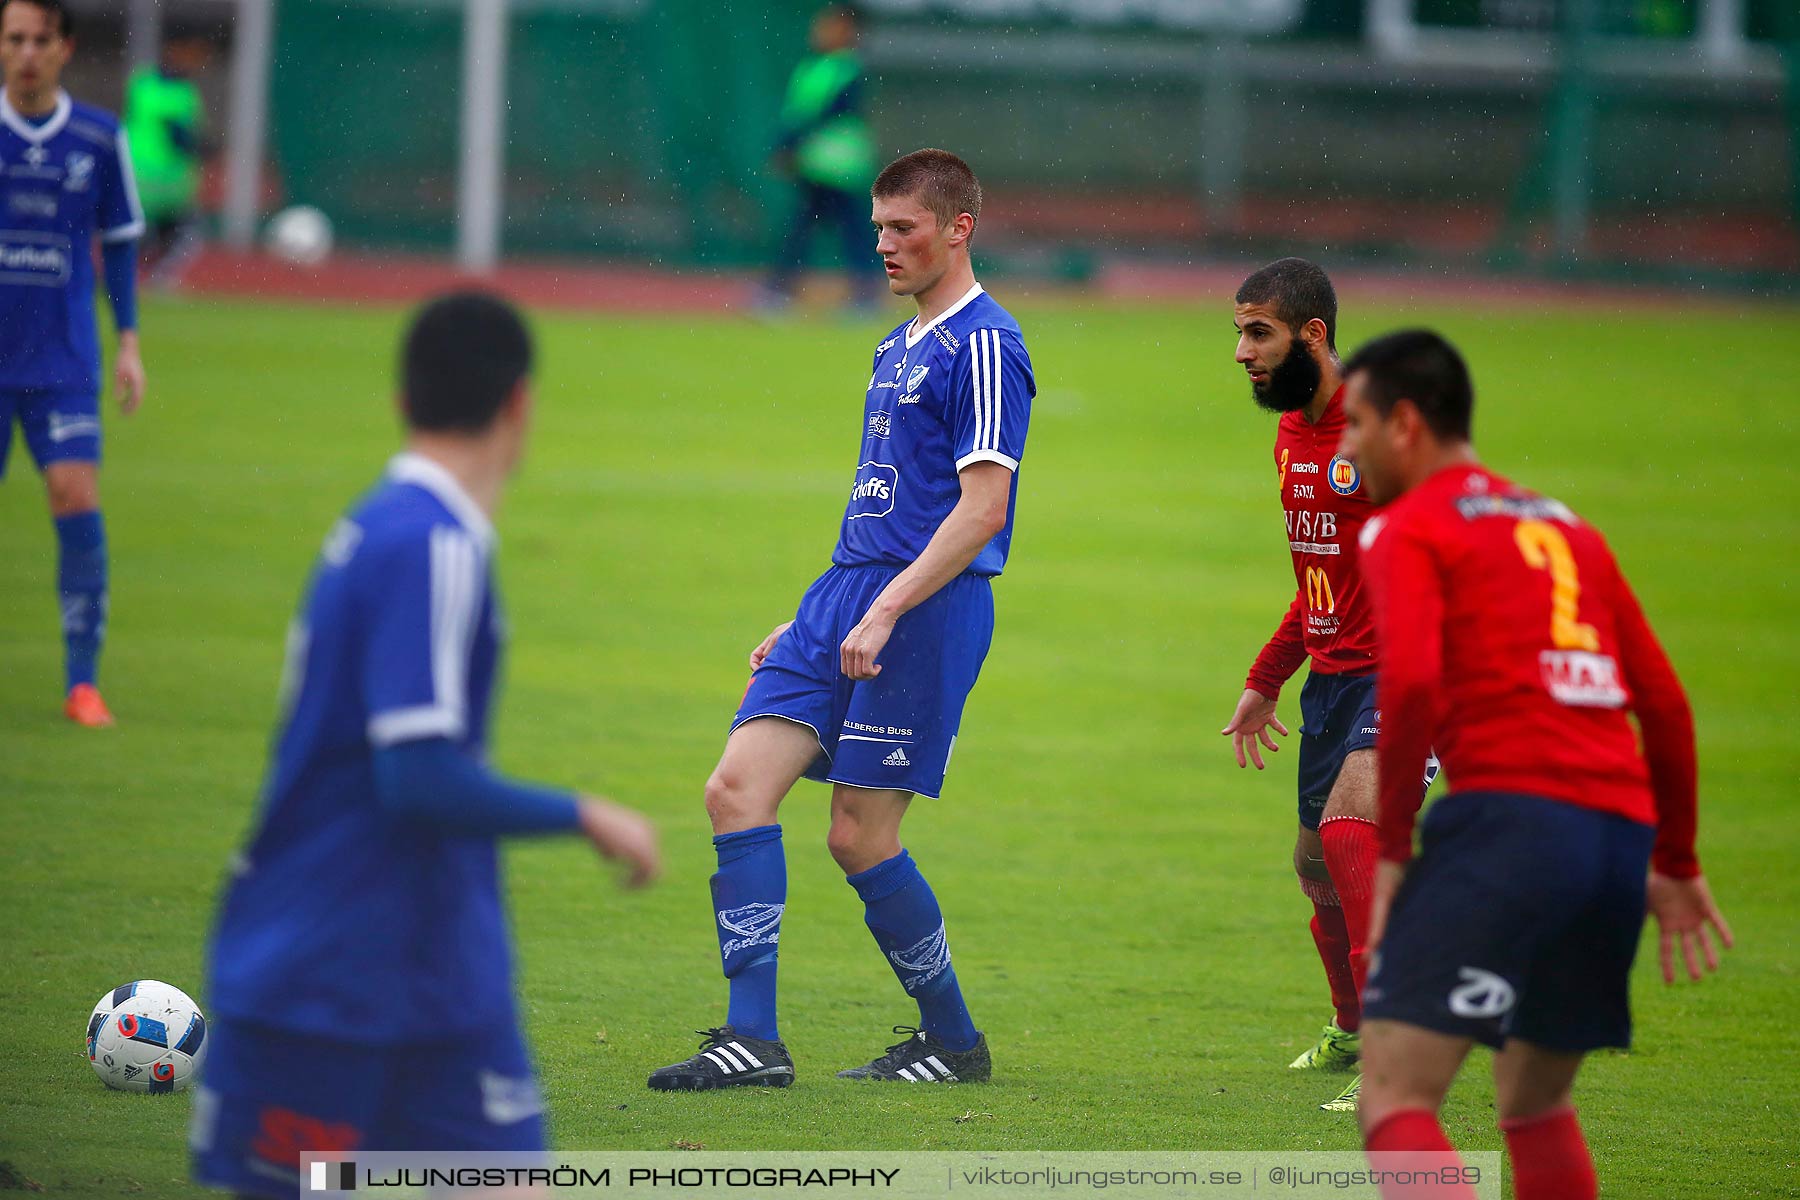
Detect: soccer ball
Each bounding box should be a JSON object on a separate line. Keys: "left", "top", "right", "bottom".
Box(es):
{"left": 265, "top": 205, "right": 334, "bottom": 266}
{"left": 87, "top": 980, "right": 208, "bottom": 1093}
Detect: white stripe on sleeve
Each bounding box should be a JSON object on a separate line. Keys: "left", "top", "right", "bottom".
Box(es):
{"left": 979, "top": 325, "right": 993, "bottom": 453}
{"left": 101, "top": 129, "right": 147, "bottom": 242}
{"left": 367, "top": 527, "right": 481, "bottom": 747}
{"left": 989, "top": 331, "right": 1003, "bottom": 450}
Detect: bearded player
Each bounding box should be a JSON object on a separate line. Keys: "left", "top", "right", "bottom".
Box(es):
{"left": 1342, "top": 329, "right": 1731, "bottom": 1200}
{"left": 1219, "top": 258, "right": 1431, "bottom": 1113}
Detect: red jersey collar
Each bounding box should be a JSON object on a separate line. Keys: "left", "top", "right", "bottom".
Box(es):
{"left": 1279, "top": 382, "right": 1346, "bottom": 435}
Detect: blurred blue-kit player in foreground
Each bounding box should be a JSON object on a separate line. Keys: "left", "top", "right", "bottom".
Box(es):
{"left": 192, "top": 291, "right": 661, "bottom": 1195}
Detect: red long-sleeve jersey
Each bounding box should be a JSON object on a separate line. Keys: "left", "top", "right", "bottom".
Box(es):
{"left": 1246, "top": 388, "right": 1380, "bottom": 697}
{"left": 1361, "top": 463, "right": 1699, "bottom": 877}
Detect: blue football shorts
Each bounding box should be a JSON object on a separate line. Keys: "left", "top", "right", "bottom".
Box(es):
{"left": 1362, "top": 790, "right": 1656, "bottom": 1053}
{"left": 1295, "top": 670, "right": 1381, "bottom": 830}
{"left": 189, "top": 1017, "right": 545, "bottom": 1197}
{"left": 0, "top": 386, "right": 101, "bottom": 479}
{"left": 733, "top": 563, "right": 995, "bottom": 799}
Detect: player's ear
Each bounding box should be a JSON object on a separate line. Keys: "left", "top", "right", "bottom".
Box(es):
{"left": 1392, "top": 398, "right": 1425, "bottom": 445}
{"left": 501, "top": 379, "right": 533, "bottom": 430}
{"left": 948, "top": 212, "right": 975, "bottom": 249}
{"left": 1302, "top": 318, "right": 1329, "bottom": 352}
{"left": 499, "top": 378, "right": 523, "bottom": 413}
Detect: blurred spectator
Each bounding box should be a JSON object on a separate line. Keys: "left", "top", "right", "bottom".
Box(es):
{"left": 758, "top": 3, "right": 880, "bottom": 313}
{"left": 125, "top": 22, "right": 213, "bottom": 286}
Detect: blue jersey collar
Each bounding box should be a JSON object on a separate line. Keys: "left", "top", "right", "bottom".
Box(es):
{"left": 387, "top": 452, "right": 497, "bottom": 550}
{"left": 1, "top": 88, "right": 72, "bottom": 144}
{"left": 904, "top": 281, "right": 983, "bottom": 350}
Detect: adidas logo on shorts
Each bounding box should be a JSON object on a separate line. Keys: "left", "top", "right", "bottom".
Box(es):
{"left": 883, "top": 747, "right": 910, "bottom": 767}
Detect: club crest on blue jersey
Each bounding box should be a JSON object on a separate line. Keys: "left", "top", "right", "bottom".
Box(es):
{"left": 906, "top": 364, "right": 930, "bottom": 393}
{"left": 1328, "top": 456, "right": 1361, "bottom": 496}
{"left": 849, "top": 463, "right": 898, "bottom": 519}
{"left": 64, "top": 152, "right": 95, "bottom": 192}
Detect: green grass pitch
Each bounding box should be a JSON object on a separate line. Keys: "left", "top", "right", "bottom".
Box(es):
{"left": 1, "top": 292, "right": 1795, "bottom": 1197}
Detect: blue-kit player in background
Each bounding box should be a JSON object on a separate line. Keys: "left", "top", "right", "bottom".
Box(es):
{"left": 191, "top": 292, "right": 661, "bottom": 1197}
{"left": 0, "top": 0, "right": 147, "bottom": 727}
{"left": 650, "top": 148, "right": 1034, "bottom": 1091}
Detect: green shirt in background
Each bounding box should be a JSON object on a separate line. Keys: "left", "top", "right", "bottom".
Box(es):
{"left": 124, "top": 66, "right": 203, "bottom": 219}
{"left": 779, "top": 48, "right": 876, "bottom": 194}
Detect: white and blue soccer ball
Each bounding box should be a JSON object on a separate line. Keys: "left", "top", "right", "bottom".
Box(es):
{"left": 264, "top": 205, "right": 335, "bottom": 267}
{"left": 87, "top": 980, "right": 208, "bottom": 1093}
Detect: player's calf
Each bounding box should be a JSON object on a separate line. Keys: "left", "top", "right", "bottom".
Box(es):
{"left": 846, "top": 847, "right": 982, "bottom": 1057}
{"left": 1296, "top": 835, "right": 1363, "bottom": 1054}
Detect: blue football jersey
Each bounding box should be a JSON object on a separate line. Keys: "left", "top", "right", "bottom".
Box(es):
{"left": 0, "top": 91, "right": 143, "bottom": 392}
{"left": 835, "top": 284, "right": 1034, "bottom": 576}
{"left": 207, "top": 454, "right": 515, "bottom": 1044}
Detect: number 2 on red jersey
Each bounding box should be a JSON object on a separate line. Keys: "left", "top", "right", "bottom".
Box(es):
{"left": 1514, "top": 519, "right": 1599, "bottom": 651}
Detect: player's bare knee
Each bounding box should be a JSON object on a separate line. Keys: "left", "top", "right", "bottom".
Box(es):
{"left": 826, "top": 816, "right": 889, "bottom": 874}
{"left": 45, "top": 466, "right": 99, "bottom": 516}
{"left": 824, "top": 817, "right": 864, "bottom": 871}
{"left": 1493, "top": 1042, "right": 1582, "bottom": 1121}
{"left": 1495, "top": 1088, "right": 1576, "bottom": 1124}
{"left": 703, "top": 769, "right": 770, "bottom": 834}
{"left": 1359, "top": 1067, "right": 1447, "bottom": 1135}
{"left": 1294, "top": 827, "right": 1331, "bottom": 883}
{"left": 826, "top": 813, "right": 897, "bottom": 875}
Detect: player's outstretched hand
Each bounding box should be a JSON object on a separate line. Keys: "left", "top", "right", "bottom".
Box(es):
{"left": 1646, "top": 871, "right": 1733, "bottom": 984}
{"left": 750, "top": 621, "right": 794, "bottom": 671}
{"left": 577, "top": 797, "right": 661, "bottom": 889}
{"left": 1220, "top": 687, "right": 1289, "bottom": 770}
{"left": 841, "top": 609, "right": 896, "bottom": 681}
{"left": 115, "top": 331, "right": 146, "bottom": 415}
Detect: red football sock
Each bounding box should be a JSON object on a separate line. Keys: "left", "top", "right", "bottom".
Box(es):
{"left": 1321, "top": 816, "right": 1381, "bottom": 1000}
{"left": 1502, "top": 1107, "right": 1596, "bottom": 1200}
{"left": 1364, "top": 1109, "right": 1477, "bottom": 1199}
{"left": 1308, "top": 901, "right": 1361, "bottom": 1032}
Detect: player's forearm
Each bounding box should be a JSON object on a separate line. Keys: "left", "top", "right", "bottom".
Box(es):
{"left": 1375, "top": 678, "right": 1439, "bottom": 863}
{"left": 1614, "top": 576, "right": 1701, "bottom": 876}
{"left": 1639, "top": 694, "right": 1701, "bottom": 877}
{"left": 1246, "top": 598, "right": 1307, "bottom": 697}
{"left": 866, "top": 492, "right": 1006, "bottom": 622}
{"left": 373, "top": 738, "right": 580, "bottom": 838}
{"left": 102, "top": 240, "right": 138, "bottom": 332}
{"left": 1371, "top": 541, "right": 1444, "bottom": 861}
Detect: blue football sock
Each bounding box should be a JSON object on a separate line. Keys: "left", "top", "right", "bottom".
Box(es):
{"left": 847, "top": 849, "right": 979, "bottom": 1052}
{"left": 711, "top": 824, "right": 785, "bottom": 1041}
{"left": 54, "top": 511, "right": 107, "bottom": 691}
